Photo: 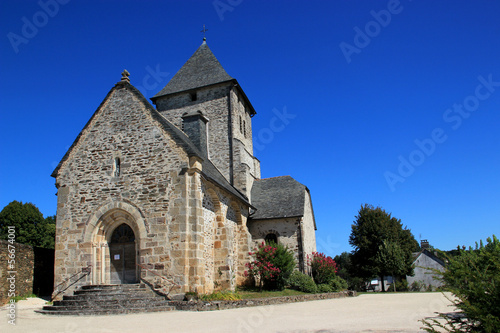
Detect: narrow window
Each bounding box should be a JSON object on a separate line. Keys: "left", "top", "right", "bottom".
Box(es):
{"left": 239, "top": 116, "right": 243, "bottom": 133}
{"left": 190, "top": 92, "right": 197, "bottom": 101}
{"left": 243, "top": 120, "right": 247, "bottom": 138}
{"left": 114, "top": 157, "right": 121, "bottom": 177}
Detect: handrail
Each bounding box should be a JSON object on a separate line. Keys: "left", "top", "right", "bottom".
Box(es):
{"left": 51, "top": 265, "right": 92, "bottom": 301}
{"left": 136, "top": 263, "right": 180, "bottom": 295}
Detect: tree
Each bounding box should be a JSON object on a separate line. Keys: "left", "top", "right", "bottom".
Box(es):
{"left": 0, "top": 201, "right": 56, "bottom": 249}
{"left": 422, "top": 235, "right": 500, "bottom": 332}
{"left": 349, "top": 204, "right": 419, "bottom": 291}
{"left": 375, "top": 240, "right": 407, "bottom": 292}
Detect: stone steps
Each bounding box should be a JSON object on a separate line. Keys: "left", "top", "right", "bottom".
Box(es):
{"left": 36, "top": 284, "right": 175, "bottom": 316}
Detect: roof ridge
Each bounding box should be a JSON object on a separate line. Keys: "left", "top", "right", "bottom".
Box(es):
{"left": 257, "top": 175, "right": 292, "bottom": 180}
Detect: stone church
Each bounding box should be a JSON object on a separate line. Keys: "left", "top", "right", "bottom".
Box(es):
{"left": 51, "top": 39, "right": 317, "bottom": 297}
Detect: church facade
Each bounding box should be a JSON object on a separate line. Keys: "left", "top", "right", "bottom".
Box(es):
{"left": 51, "top": 40, "right": 317, "bottom": 298}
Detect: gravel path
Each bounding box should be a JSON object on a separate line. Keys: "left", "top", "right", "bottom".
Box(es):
{"left": 0, "top": 292, "right": 454, "bottom": 333}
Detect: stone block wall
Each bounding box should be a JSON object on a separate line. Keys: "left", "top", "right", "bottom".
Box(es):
{"left": 0, "top": 240, "right": 34, "bottom": 305}
{"left": 230, "top": 88, "right": 253, "bottom": 155}
{"left": 233, "top": 138, "right": 260, "bottom": 199}
{"left": 155, "top": 84, "right": 233, "bottom": 183}
{"left": 301, "top": 190, "right": 317, "bottom": 266}
{"left": 248, "top": 217, "right": 303, "bottom": 269}
{"left": 53, "top": 84, "right": 192, "bottom": 295}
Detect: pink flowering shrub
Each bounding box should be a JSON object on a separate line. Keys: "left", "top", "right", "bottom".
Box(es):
{"left": 245, "top": 242, "right": 295, "bottom": 290}
{"left": 308, "top": 252, "right": 338, "bottom": 285}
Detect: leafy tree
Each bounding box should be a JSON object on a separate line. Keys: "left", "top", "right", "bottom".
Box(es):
{"left": 0, "top": 201, "right": 56, "bottom": 249}
{"left": 375, "top": 240, "right": 407, "bottom": 292}
{"left": 349, "top": 204, "right": 419, "bottom": 291}
{"left": 422, "top": 235, "right": 500, "bottom": 333}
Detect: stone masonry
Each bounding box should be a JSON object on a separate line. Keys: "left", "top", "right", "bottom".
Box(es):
{"left": 51, "top": 41, "right": 317, "bottom": 299}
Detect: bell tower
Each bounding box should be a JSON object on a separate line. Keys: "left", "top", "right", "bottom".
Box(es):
{"left": 151, "top": 40, "right": 260, "bottom": 199}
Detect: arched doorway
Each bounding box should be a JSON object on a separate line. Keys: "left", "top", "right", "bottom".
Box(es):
{"left": 109, "top": 223, "right": 138, "bottom": 284}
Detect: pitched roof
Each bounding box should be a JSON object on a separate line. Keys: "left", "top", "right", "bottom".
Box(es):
{"left": 412, "top": 249, "right": 446, "bottom": 267}
{"left": 51, "top": 80, "right": 250, "bottom": 206}
{"left": 152, "top": 41, "right": 233, "bottom": 98}
{"left": 250, "top": 176, "right": 307, "bottom": 220}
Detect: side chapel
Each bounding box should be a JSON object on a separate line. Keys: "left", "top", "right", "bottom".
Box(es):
{"left": 51, "top": 39, "right": 317, "bottom": 297}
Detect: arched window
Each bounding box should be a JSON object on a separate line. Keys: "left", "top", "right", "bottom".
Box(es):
{"left": 265, "top": 233, "right": 278, "bottom": 245}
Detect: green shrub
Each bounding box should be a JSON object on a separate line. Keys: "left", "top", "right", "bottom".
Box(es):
{"left": 308, "top": 252, "right": 338, "bottom": 285}
{"left": 395, "top": 279, "right": 409, "bottom": 292}
{"left": 329, "top": 275, "right": 348, "bottom": 292}
{"left": 317, "top": 284, "right": 333, "bottom": 293}
{"left": 410, "top": 281, "right": 424, "bottom": 292}
{"left": 422, "top": 235, "right": 500, "bottom": 333}
{"left": 287, "top": 270, "right": 317, "bottom": 293}
{"left": 245, "top": 242, "right": 295, "bottom": 291}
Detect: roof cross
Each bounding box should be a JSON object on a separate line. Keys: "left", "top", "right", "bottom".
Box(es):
{"left": 121, "top": 69, "right": 130, "bottom": 83}
{"left": 200, "top": 24, "right": 208, "bottom": 41}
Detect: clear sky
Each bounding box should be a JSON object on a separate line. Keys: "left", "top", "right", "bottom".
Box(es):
{"left": 1, "top": 0, "right": 499, "bottom": 257}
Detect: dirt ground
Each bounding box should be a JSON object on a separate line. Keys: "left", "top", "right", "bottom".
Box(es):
{"left": 0, "top": 292, "right": 454, "bottom": 333}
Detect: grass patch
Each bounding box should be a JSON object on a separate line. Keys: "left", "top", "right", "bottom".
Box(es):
{"left": 10, "top": 293, "right": 37, "bottom": 302}
{"left": 237, "top": 287, "right": 309, "bottom": 299}
{"left": 199, "top": 291, "right": 242, "bottom": 301}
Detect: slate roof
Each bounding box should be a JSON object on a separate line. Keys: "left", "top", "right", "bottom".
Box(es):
{"left": 250, "top": 176, "right": 310, "bottom": 220}
{"left": 51, "top": 80, "right": 250, "bottom": 206}
{"left": 412, "top": 249, "right": 446, "bottom": 267}
{"left": 151, "top": 41, "right": 256, "bottom": 116}
{"left": 152, "top": 41, "right": 233, "bottom": 98}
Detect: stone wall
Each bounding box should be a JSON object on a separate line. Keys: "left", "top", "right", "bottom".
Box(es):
{"left": 301, "top": 190, "right": 317, "bottom": 268}
{"left": 248, "top": 217, "right": 303, "bottom": 269}
{"left": 155, "top": 84, "right": 259, "bottom": 199}
{"left": 233, "top": 138, "right": 260, "bottom": 199}
{"left": 229, "top": 88, "right": 254, "bottom": 155}
{"left": 169, "top": 290, "right": 357, "bottom": 311}
{"left": 0, "top": 240, "right": 34, "bottom": 305}
{"left": 155, "top": 84, "right": 233, "bottom": 182}
{"left": 53, "top": 84, "right": 193, "bottom": 295}
{"left": 200, "top": 180, "right": 252, "bottom": 293}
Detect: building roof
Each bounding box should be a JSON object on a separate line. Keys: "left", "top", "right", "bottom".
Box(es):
{"left": 51, "top": 80, "right": 251, "bottom": 206}
{"left": 151, "top": 41, "right": 256, "bottom": 116}
{"left": 250, "top": 176, "right": 308, "bottom": 220}
{"left": 152, "top": 41, "right": 233, "bottom": 98}
{"left": 412, "top": 249, "right": 446, "bottom": 267}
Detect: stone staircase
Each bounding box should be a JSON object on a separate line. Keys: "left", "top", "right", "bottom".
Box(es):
{"left": 37, "top": 284, "right": 175, "bottom": 315}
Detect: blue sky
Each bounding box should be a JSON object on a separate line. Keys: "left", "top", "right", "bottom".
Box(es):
{"left": 1, "top": 0, "right": 499, "bottom": 257}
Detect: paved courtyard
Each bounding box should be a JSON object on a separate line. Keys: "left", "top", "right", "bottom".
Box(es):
{"left": 1, "top": 292, "right": 454, "bottom": 333}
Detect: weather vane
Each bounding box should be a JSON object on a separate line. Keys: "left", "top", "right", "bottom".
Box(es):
{"left": 201, "top": 24, "right": 208, "bottom": 41}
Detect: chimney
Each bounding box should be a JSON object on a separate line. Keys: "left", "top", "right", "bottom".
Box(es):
{"left": 181, "top": 110, "right": 209, "bottom": 157}
{"left": 421, "top": 239, "right": 430, "bottom": 250}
